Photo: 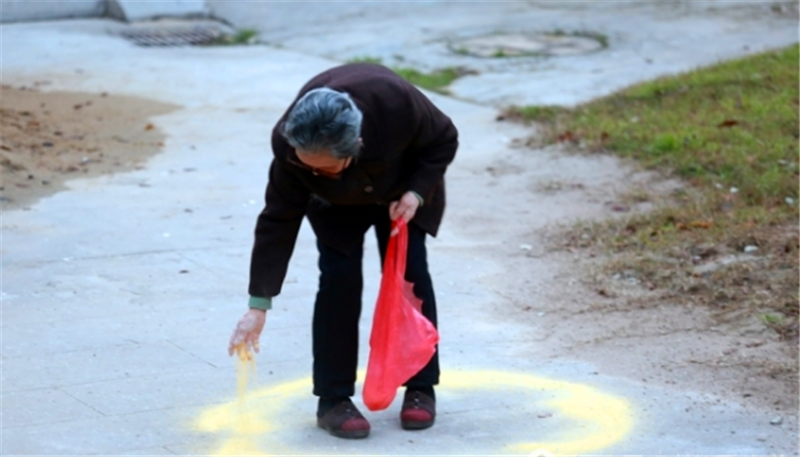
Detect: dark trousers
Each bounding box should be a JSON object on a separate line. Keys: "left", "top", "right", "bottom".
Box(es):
{"left": 311, "top": 205, "right": 440, "bottom": 399}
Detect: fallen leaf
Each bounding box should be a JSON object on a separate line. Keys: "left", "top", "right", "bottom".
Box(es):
{"left": 689, "top": 220, "right": 713, "bottom": 229}
{"left": 557, "top": 131, "right": 576, "bottom": 142}
{"left": 718, "top": 119, "right": 739, "bottom": 128}
{"left": 73, "top": 104, "right": 83, "bottom": 110}
{"left": 600, "top": 131, "right": 610, "bottom": 142}
{"left": 144, "top": 123, "right": 154, "bottom": 131}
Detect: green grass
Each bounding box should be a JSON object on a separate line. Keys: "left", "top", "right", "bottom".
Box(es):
{"left": 346, "top": 56, "right": 465, "bottom": 94}
{"left": 211, "top": 28, "right": 259, "bottom": 46}
{"left": 391, "top": 67, "right": 463, "bottom": 94}
{"left": 510, "top": 105, "right": 569, "bottom": 123}
{"left": 347, "top": 56, "right": 383, "bottom": 65}
{"left": 509, "top": 45, "right": 799, "bottom": 339}
{"left": 510, "top": 45, "right": 799, "bottom": 209}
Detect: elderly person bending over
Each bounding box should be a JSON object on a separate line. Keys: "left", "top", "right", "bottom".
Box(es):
{"left": 229, "top": 63, "right": 458, "bottom": 439}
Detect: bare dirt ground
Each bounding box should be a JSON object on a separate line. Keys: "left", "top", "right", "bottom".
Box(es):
{"left": 459, "top": 138, "right": 799, "bottom": 424}
{"left": 0, "top": 85, "right": 176, "bottom": 210}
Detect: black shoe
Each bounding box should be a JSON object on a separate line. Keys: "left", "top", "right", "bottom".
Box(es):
{"left": 316, "top": 398, "right": 371, "bottom": 439}
{"left": 400, "top": 390, "right": 435, "bottom": 430}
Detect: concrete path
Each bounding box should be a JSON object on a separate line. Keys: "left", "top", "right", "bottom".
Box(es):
{"left": 209, "top": 1, "right": 799, "bottom": 106}
{"left": 2, "top": 3, "right": 798, "bottom": 455}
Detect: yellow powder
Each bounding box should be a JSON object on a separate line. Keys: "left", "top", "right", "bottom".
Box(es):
{"left": 236, "top": 345, "right": 256, "bottom": 408}
{"left": 194, "top": 344, "right": 272, "bottom": 455}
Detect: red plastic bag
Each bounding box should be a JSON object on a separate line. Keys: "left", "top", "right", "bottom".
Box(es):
{"left": 362, "top": 220, "right": 439, "bottom": 411}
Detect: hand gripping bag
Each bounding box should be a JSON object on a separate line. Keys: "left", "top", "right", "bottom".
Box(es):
{"left": 362, "top": 220, "right": 439, "bottom": 411}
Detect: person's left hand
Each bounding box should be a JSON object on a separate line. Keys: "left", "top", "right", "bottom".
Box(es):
{"left": 389, "top": 191, "right": 420, "bottom": 236}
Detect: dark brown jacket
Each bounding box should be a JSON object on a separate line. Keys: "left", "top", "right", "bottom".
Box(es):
{"left": 249, "top": 63, "right": 458, "bottom": 298}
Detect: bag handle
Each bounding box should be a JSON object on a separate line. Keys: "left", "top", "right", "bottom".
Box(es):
{"left": 387, "top": 219, "right": 408, "bottom": 278}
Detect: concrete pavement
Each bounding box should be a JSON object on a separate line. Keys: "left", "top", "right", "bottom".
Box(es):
{"left": 2, "top": 3, "right": 798, "bottom": 455}
{"left": 209, "top": 1, "right": 799, "bottom": 106}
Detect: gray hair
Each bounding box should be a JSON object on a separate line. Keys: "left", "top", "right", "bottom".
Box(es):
{"left": 281, "top": 87, "right": 363, "bottom": 159}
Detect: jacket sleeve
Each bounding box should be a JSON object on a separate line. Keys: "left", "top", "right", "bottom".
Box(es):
{"left": 404, "top": 88, "right": 459, "bottom": 202}
{"left": 248, "top": 157, "right": 309, "bottom": 299}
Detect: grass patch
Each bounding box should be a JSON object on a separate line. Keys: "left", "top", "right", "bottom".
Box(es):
{"left": 507, "top": 105, "right": 570, "bottom": 123}
{"left": 346, "top": 56, "right": 468, "bottom": 94}
{"left": 391, "top": 67, "right": 464, "bottom": 94}
{"left": 347, "top": 56, "right": 383, "bottom": 65}
{"left": 513, "top": 45, "right": 799, "bottom": 340}
{"left": 211, "top": 28, "right": 259, "bottom": 46}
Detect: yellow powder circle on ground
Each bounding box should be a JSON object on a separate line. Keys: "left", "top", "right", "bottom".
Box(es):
{"left": 193, "top": 364, "right": 633, "bottom": 455}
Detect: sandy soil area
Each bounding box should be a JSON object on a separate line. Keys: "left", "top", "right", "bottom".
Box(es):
{"left": 0, "top": 85, "right": 176, "bottom": 210}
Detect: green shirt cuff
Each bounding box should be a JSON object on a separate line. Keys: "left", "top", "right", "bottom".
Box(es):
{"left": 410, "top": 190, "right": 424, "bottom": 207}
{"left": 248, "top": 296, "right": 272, "bottom": 311}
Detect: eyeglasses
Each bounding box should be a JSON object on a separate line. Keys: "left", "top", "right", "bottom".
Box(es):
{"left": 287, "top": 155, "right": 353, "bottom": 179}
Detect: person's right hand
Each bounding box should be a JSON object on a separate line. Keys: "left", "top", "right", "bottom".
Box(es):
{"left": 228, "top": 309, "right": 266, "bottom": 359}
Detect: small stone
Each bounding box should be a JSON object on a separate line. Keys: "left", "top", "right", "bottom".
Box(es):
{"left": 770, "top": 415, "right": 783, "bottom": 425}
{"left": 729, "top": 187, "right": 739, "bottom": 194}
{"left": 42, "top": 141, "right": 54, "bottom": 147}
{"left": 520, "top": 244, "right": 533, "bottom": 251}
{"left": 785, "top": 197, "right": 795, "bottom": 206}
{"left": 743, "top": 245, "right": 758, "bottom": 253}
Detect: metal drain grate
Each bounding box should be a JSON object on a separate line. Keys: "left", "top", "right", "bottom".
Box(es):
{"left": 119, "top": 25, "right": 223, "bottom": 47}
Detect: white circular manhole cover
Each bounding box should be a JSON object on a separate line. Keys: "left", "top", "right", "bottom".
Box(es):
{"left": 452, "top": 33, "right": 604, "bottom": 57}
